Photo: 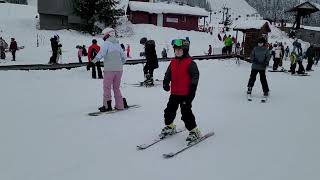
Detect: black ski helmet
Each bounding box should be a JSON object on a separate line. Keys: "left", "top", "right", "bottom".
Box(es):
{"left": 140, "top": 37, "right": 148, "bottom": 45}
{"left": 257, "top": 37, "right": 266, "bottom": 44}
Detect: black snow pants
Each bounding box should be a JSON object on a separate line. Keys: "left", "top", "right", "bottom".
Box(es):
{"left": 91, "top": 62, "right": 103, "bottom": 79}
{"left": 143, "top": 65, "right": 154, "bottom": 79}
{"left": 273, "top": 58, "right": 281, "bottom": 70}
{"left": 247, "top": 69, "right": 269, "bottom": 93}
{"left": 164, "top": 95, "right": 197, "bottom": 131}
{"left": 297, "top": 61, "right": 305, "bottom": 74}
{"left": 306, "top": 57, "right": 314, "bottom": 71}
{"left": 11, "top": 50, "right": 16, "bottom": 61}
{"left": 290, "top": 63, "right": 297, "bottom": 74}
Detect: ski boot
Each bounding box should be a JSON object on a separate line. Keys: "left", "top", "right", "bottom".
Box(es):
{"left": 145, "top": 78, "right": 154, "bottom": 87}
{"left": 123, "top": 98, "right": 129, "bottom": 109}
{"left": 247, "top": 87, "right": 252, "bottom": 95}
{"left": 144, "top": 74, "right": 154, "bottom": 87}
{"left": 159, "top": 123, "right": 176, "bottom": 139}
{"left": 99, "top": 100, "right": 112, "bottom": 112}
{"left": 263, "top": 91, "right": 269, "bottom": 97}
{"left": 186, "top": 127, "right": 202, "bottom": 144}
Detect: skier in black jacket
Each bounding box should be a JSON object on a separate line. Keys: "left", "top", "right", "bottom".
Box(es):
{"left": 49, "top": 35, "right": 62, "bottom": 64}
{"left": 140, "top": 37, "right": 159, "bottom": 86}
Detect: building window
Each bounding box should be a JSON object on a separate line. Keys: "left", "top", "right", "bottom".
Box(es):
{"left": 181, "top": 16, "right": 186, "bottom": 23}
{"left": 166, "top": 17, "right": 179, "bottom": 23}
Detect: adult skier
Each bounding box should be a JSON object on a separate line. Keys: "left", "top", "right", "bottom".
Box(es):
{"left": 140, "top": 37, "right": 159, "bottom": 86}
{"left": 91, "top": 28, "right": 128, "bottom": 112}
{"left": 9, "top": 38, "right": 18, "bottom": 61}
{"left": 247, "top": 37, "right": 271, "bottom": 97}
{"left": 224, "top": 35, "right": 233, "bottom": 54}
{"left": 305, "top": 45, "right": 315, "bottom": 71}
{"left": 160, "top": 38, "right": 202, "bottom": 143}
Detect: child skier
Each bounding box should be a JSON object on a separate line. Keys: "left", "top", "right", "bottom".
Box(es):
{"left": 208, "top": 45, "right": 212, "bottom": 55}
{"left": 140, "top": 37, "right": 159, "bottom": 86}
{"left": 77, "top": 46, "right": 83, "bottom": 63}
{"left": 160, "top": 39, "right": 201, "bottom": 143}
{"left": 87, "top": 39, "right": 103, "bottom": 79}
{"left": 289, "top": 51, "right": 297, "bottom": 74}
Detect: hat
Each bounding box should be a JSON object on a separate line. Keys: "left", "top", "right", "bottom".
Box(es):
{"left": 140, "top": 37, "right": 148, "bottom": 45}
{"left": 102, "top": 28, "right": 115, "bottom": 40}
{"left": 257, "top": 37, "right": 266, "bottom": 44}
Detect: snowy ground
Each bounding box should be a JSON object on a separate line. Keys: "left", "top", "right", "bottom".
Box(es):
{"left": 1, "top": 59, "right": 320, "bottom": 180}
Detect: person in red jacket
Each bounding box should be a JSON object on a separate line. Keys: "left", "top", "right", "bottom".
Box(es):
{"left": 87, "top": 39, "right": 103, "bottom": 79}
{"left": 9, "top": 38, "right": 18, "bottom": 61}
{"left": 160, "top": 39, "right": 201, "bottom": 143}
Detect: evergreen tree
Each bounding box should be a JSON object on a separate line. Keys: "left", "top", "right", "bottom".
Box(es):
{"left": 73, "top": 0, "right": 124, "bottom": 33}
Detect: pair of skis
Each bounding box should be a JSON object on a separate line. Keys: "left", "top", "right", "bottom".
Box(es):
{"left": 137, "top": 128, "right": 215, "bottom": 159}
{"left": 124, "top": 79, "right": 163, "bottom": 87}
{"left": 268, "top": 69, "right": 310, "bottom": 76}
{"left": 247, "top": 94, "right": 268, "bottom": 103}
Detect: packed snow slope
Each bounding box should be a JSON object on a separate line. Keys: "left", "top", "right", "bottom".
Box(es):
{"left": 0, "top": 59, "right": 320, "bottom": 180}
{"left": 208, "top": 0, "right": 258, "bottom": 16}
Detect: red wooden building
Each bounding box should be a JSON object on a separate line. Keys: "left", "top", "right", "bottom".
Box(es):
{"left": 127, "top": 0, "right": 208, "bottom": 31}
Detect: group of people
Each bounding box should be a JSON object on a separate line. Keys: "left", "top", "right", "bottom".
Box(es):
{"left": 90, "top": 28, "right": 201, "bottom": 143}
{"left": 48, "top": 29, "right": 317, "bottom": 143}
{"left": 0, "top": 37, "right": 18, "bottom": 61}
{"left": 268, "top": 39, "right": 318, "bottom": 74}
{"left": 247, "top": 37, "right": 319, "bottom": 98}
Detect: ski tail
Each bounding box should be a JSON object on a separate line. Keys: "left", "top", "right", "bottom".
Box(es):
{"left": 137, "top": 128, "right": 186, "bottom": 150}
{"left": 163, "top": 131, "right": 215, "bottom": 159}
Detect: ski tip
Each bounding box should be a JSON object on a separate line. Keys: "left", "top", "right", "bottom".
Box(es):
{"left": 136, "top": 144, "right": 147, "bottom": 150}
{"left": 163, "top": 153, "right": 175, "bottom": 159}
{"left": 88, "top": 113, "right": 100, "bottom": 116}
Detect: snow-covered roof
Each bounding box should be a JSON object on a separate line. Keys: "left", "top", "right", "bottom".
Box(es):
{"left": 310, "top": 2, "right": 320, "bottom": 10}
{"left": 288, "top": 1, "right": 320, "bottom": 12}
{"left": 128, "top": 1, "right": 209, "bottom": 17}
{"left": 233, "top": 20, "right": 270, "bottom": 31}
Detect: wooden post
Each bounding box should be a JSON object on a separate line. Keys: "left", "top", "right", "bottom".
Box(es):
{"left": 235, "top": 30, "right": 239, "bottom": 53}
{"left": 242, "top": 32, "right": 246, "bottom": 57}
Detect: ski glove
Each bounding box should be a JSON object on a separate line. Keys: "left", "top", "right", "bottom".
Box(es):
{"left": 187, "top": 84, "right": 197, "bottom": 102}
{"left": 163, "top": 83, "right": 170, "bottom": 92}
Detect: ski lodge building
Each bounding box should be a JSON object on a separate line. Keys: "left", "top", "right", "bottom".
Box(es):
{"left": 127, "top": 0, "right": 209, "bottom": 31}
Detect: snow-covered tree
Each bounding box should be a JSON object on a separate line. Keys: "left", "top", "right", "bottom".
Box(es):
{"left": 73, "top": 0, "right": 124, "bottom": 33}
{"left": 245, "top": 0, "right": 320, "bottom": 27}
{"left": 159, "top": 0, "right": 211, "bottom": 11}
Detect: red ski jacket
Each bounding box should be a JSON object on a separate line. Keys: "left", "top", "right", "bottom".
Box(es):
{"left": 88, "top": 44, "right": 101, "bottom": 62}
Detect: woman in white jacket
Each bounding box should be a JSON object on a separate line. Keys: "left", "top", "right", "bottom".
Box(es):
{"left": 91, "top": 28, "right": 127, "bottom": 112}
